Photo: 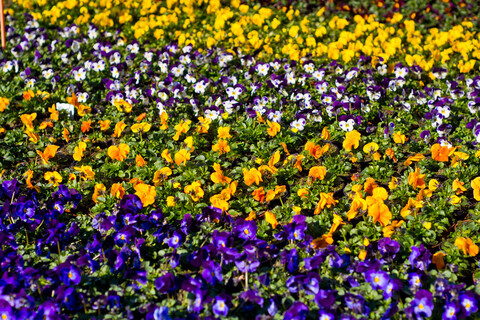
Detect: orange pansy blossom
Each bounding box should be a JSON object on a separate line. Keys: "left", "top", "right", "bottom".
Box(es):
{"left": 243, "top": 168, "right": 263, "bottom": 186}
{"left": 36, "top": 145, "right": 59, "bottom": 165}
{"left": 471, "top": 177, "right": 480, "bottom": 201}
{"left": 365, "top": 187, "right": 391, "bottom": 226}
{"left": 153, "top": 167, "right": 172, "bottom": 185}
{"left": 134, "top": 183, "right": 156, "bottom": 206}
{"left": 108, "top": 144, "right": 130, "bottom": 162}
{"left": 184, "top": 181, "right": 204, "bottom": 201}
{"left": 174, "top": 149, "right": 191, "bottom": 166}
{"left": 211, "top": 163, "right": 232, "bottom": 185}
{"left": 431, "top": 143, "right": 452, "bottom": 162}
{"left": 308, "top": 166, "right": 327, "bottom": 182}
{"left": 455, "top": 237, "right": 479, "bottom": 257}
{"left": 73, "top": 142, "right": 87, "bottom": 161}
{"left": 343, "top": 130, "right": 361, "bottom": 151}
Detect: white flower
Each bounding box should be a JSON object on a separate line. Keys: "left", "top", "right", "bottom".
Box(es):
{"left": 436, "top": 106, "right": 450, "bottom": 119}
{"left": 339, "top": 119, "right": 355, "bottom": 132}
{"left": 73, "top": 68, "right": 86, "bottom": 81}
{"left": 286, "top": 72, "right": 296, "bottom": 85}
{"left": 290, "top": 119, "right": 306, "bottom": 131}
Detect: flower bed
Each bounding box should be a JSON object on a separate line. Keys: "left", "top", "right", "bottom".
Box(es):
{"left": 1, "top": 1, "right": 480, "bottom": 319}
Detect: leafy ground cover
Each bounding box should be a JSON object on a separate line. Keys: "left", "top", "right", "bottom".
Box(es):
{"left": 1, "top": 0, "right": 480, "bottom": 319}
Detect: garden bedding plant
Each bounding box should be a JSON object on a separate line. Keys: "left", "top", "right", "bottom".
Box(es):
{"left": 1, "top": 0, "right": 480, "bottom": 319}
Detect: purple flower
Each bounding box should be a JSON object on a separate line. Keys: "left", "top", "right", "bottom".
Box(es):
{"left": 365, "top": 270, "right": 389, "bottom": 290}
{"left": 284, "top": 301, "right": 308, "bottom": 320}
{"left": 212, "top": 296, "right": 229, "bottom": 317}
{"left": 409, "top": 244, "right": 431, "bottom": 271}
{"left": 384, "top": 279, "right": 402, "bottom": 300}
{"left": 460, "top": 292, "right": 478, "bottom": 317}
{"left": 377, "top": 238, "right": 400, "bottom": 260}
{"left": 408, "top": 272, "right": 423, "bottom": 290}
{"left": 60, "top": 265, "right": 81, "bottom": 286}
{"left": 443, "top": 303, "right": 458, "bottom": 320}
{"left": 153, "top": 306, "right": 171, "bottom": 320}
{"left": 318, "top": 310, "right": 335, "bottom": 320}
{"left": 165, "top": 231, "right": 183, "bottom": 249}
{"left": 155, "top": 273, "right": 176, "bottom": 294}
{"left": 410, "top": 289, "right": 433, "bottom": 318}
{"left": 235, "top": 219, "right": 257, "bottom": 241}
{"left": 201, "top": 260, "right": 223, "bottom": 285}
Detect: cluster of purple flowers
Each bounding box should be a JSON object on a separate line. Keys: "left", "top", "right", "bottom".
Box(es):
{"left": 1, "top": 179, "right": 479, "bottom": 319}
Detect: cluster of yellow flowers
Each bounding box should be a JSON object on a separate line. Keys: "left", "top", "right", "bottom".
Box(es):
{"left": 11, "top": 0, "right": 479, "bottom": 72}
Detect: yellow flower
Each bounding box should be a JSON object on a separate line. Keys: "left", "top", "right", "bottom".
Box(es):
{"left": 74, "top": 165, "right": 95, "bottom": 181}
{"left": 112, "top": 121, "right": 127, "bottom": 138}
{"left": 343, "top": 130, "right": 361, "bottom": 151}
{"left": 44, "top": 171, "right": 62, "bottom": 186}
{"left": 153, "top": 167, "right": 172, "bottom": 186}
{"left": 99, "top": 119, "right": 111, "bottom": 131}
{"left": 131, "top": 122, "right": 151, "bottom": 133}
{"left": 166, "top": 196, "right": 176, "bottom": 207}
{"left": 408, "top": 167, "right": 426, "bottom": 189}
{"left": 267, "top": 120, "right": 281, "bottom": 137}
{"left": 217, "top": 126, "right": 232, "bottom": 139}
{"left": 363, "top": 142, "right": 379, "bottom": 154}
{"left": 314, "top": 192, "right": 338, "bottom": 214}
{"left": 184, "top": 181, "right": 204, "bottom": 201}
{"left": 212, "top": 139, "right": 230, "bottom": 154}
{"left": 174, "top": 149, "right": 191, "bottom": 166}
{"left": 73, "top": 142, "right": 87, "bottom": 161}
{"left": 0, "top": 97, "right": 10, "bottom": 112}
{"left": 392, "top": 132, "right": 407, "bottom": 144}
{"left": 470, "top": 177, "right": 480, "bottom": 201}
{"left": 265, "top": 211, "right": 278, "bottom": 229}
{"left": 92, "top": 183, "right": 106, "bottom": 203}
{"left": 211, "top": 163, "right": 232, "bottom": 185}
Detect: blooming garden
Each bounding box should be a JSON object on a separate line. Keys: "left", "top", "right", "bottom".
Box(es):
{"left": 1, "top": 0, "right": 480, "bottom": 319}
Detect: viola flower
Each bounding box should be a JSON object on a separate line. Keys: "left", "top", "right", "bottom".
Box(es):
{"left": 409, "top": 244, "right": 432, "bottom": 271}
{"left": 308, "top": 166, "right": 327, "bottom": 182}
{"left": 459, "top": 292, "right": 478, "bottom": 317}
{"left": 410, "top": 289, "right": 433, "bottom": 318}
{"left": 343, "top": 130, "right": 361, "bottom": 151}
{"left": 442, "top": 303, "right": 458, "bottom": 320}
{"left": 201, "top": 260, "right": 223, "bottom": 285}
{"left": 108, "top": 144, "right": 130, "bottom": 162}
{"left": 212, "top": 139, "right": 230, "bottom": 155}
{"left": 184, "top": 181, "right": 204, "bottom": 202}
{"left": 455, "top": 237, "right": 479, "bottom": 256}
{"left": 165, "top": 231, "right": 183, "bottom": 249}
{"left": 134, "top": 183, "right": 156, "bottom": 207}
{"left": 213, "top": 296, "right": 229, "bottom": 317}
{"left": 235, "top": 219, "right": 257, "bottom": 240}
{"left": 243, "top": 168, "right": 262, "bottom": 186}
{"left": 44, "top": 171, "right": 62, "bottom": 186}
{"left": 36, "top": 145, "right": 59, "bottom": 165}
{"left": 174, "top": 149, "right": 191, "bottom": 166}
{"left": 365, "top": 269, "right": 389, "bottom": 290}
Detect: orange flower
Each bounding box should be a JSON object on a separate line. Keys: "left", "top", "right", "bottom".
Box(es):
{"left": 48, "top": 105, "right": 59, "bottom": 121}
{"left": 365, "top": 188, "right": 391, "bottom": 226}
{"left": 111, "top": 183, "right": 125, "bottom": 199}
{"left": 39, "top": 121, "right": 54, "bottom": 130}
{"left": 321, "top": 127, "right": 331, "bottom": 140}
{"left": 252, "top": 187, "right": 266, "bottom": 202}
{"left": 136, "top": 113, "right": 147, "bottom": 122}
{"left": 26, "top": 130, "right": 40, "bottom": 143}
{"left": 431, "top": 143, "right": 450, "bottom": 162}
{"left": 108, "top": 144, "right": 130, "bottom": 162}
{"left": 73, "top": 142, "right": 87, "bottom": 161}
{"left": 36, "top": 145, "right": 59, "bottom": 165}
{"left": 66, "top": 92, "right": 79, "bottom": 107}
{"left": 23, "top": 90, "right": 34, "bottom": 101}
{"left": 99, "top": 119, "right": 111, "bottom": 131}
{"left": 308, "top": 166, "right": 327, "bottom": 182}
{"left": 174, "top": 149, "right": 191, "bottom": 166}
{"left": 136, "top": 154, "right": 147, "bottom": 167}
{"left": 311, "top": 234, "right": 333, "bottom": 249}
{"left": 385, "top": 148, "right": 397, "bottom": 162}
{"left": 297, "top": 188, "right": 309, "bottom": 199}
{"left": 364, "top": 178, "right": 378, "bottom": 195}
{"left": 266, "top": 185, "right": 286, "bottom": 202}
{"left": 408, "top": 167, "right": 426, "bottom": 189}
{"left": 343, "top": 130, "right": 361, "bottom": 151}
{"left": 267, "top": 121, "right": 281, "bottom": 137}
{"left": 404, "top": 153, "right": 425, "bottom": 166}
{"left": 313, "top": 192, "right": 338, "bottom": 214}
{"left": 0, "top": 97, "right": 10, "bottom": 112}
{"left": 432, "top": 252, "right": 446, "bottom": 270}
{"left": 160, "top": 112, "right": 169, "bottom": 130}
{"left": 212, "top": 139, "right": 230, "bottom": 154}
{"left": 20, "top": 113, "right": 37, "bottom": 131}
{"left": 210, "top": 163, "right": 231, "bottom": 185}
{"left": 81, "top": 120, "right": 92, "bottom": 133}
{"left": 112, "top": 121, "right": 127, "bottom": 138}
{"left": 280, "top": 142, "right": 290, "bottom": 155}
{"left": 63, "top": 128, "right": 70, "bottom": 142}
{"left": 243, "top": 168, "right": 263, "bottom": 186}
{"left": 471, "top": 177, "right": 480, "bottom": 201}
{"left": 114, "top": 99, "right": 132, "bottom": 113}
{"left": 134, "top": 183, "right": 156, "bottom": 206}
{"left": 392, "top": 132, "right": 407, "bottom": 144}
{"left": 265, "top": 211, "right": 278, "bottom": 228}
{"left": 347, "top": 197, "right": 368, "bottom": 220}
{"left": 92, "top": 183, "right": 106, "bottom": 203}
{"left": 24, "top": 169, "right": 35, "bottom": 189}
{"left": 455, "top": 237, "right": 479, "bottom": 256}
